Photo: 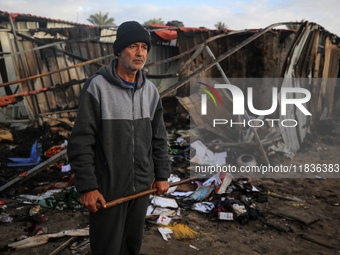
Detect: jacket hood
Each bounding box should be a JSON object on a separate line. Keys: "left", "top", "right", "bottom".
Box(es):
{"left": 96, "top": 58, "right": 146, "bottom": 90}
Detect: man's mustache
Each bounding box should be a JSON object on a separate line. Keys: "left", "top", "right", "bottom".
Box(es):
{"left": 133, "top": 57, "right": 145, "bottom": 62}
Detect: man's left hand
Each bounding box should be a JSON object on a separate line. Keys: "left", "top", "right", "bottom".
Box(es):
{"left": 153, "top": 181, "right": 170, "bottom": 196}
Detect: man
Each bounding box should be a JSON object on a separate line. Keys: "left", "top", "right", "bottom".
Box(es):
{"left": 68, "top": 21, "right": 170, "bottom": 255}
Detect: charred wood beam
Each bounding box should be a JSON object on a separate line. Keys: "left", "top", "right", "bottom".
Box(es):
{"left": 146, "top": 73, "right": 179, "bottom": 79}
{"left": 178, "top": 43, "right": 206, "bottom": 74}
{"left": 38, "top": 114, "right": 74, "bottom": 127}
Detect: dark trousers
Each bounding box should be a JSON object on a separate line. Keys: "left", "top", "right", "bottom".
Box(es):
{"left": 89, "top": 195, "right": 150, "bottom": 255}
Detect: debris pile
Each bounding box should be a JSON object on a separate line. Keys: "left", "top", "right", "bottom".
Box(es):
{"left": 0, "top": 106, "right": 339, "bottom": 254}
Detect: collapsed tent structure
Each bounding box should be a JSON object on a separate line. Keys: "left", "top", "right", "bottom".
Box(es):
{"left": 0, "top": 10, "right": 339, "bottom": 156}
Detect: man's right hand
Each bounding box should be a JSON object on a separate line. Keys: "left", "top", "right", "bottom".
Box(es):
{"left": 80, "top": 190, "right": 106, "bottom": 212}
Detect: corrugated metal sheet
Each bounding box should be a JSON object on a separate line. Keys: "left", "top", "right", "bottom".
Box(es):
{"left": 0, "top": 12, "right": 180, "bottom": 122}
{"left": 146, "top": 45, "right": 179, "bottom": 88}
{"left": 0, "top": 12, "right": 116, "bottom": 121}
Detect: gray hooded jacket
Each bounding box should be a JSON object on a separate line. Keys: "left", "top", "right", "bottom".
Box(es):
{"left": 68, "top": 59, "right": 170, "bottom": 201}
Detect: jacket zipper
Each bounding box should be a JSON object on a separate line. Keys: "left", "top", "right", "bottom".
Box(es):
{"left": 130, "top": 88, "right": 136, "bottom": 192}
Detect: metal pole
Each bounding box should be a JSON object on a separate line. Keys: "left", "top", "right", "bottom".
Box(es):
{"left": 0, "top": 54, "right": 115, "bottom": 88}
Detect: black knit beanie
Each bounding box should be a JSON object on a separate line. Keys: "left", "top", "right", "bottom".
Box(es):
{"left": 113, "top": 21, "right": 151, "bottom": 55}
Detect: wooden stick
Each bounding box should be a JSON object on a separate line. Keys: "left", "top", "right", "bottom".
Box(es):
{"left": 97, "top": 177, "right": 198, "bottom": 209}
{"left": 49, "top": 236, "right": 77, "bottom": 255}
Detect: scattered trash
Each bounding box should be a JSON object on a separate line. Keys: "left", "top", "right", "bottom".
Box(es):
{"left": 166, "top": 174, "right": 181, "bottom": 194}
{"left": 151, "top": 196, "right": 178, "bottom": 209}
{"left": 214, "top": 199, "right": 251, "bottom": 224}
{"left": 29, "top": 205, "right": 41, "bottom": 216}
{"left": 158, "top": 227, "right": 173, "bottom": 241}
{"left": 44, "top": 145, "right": 66, "bottom": 158}
{"left": 189, "top": 184, "right": 214, "bottom": 201}
{"left": 152, "top": 207, "right": 177, "bottom": 217}
{"left": 61, "top": 164, "right": 71, "bottom": 173}
{"left": 315, "top": 175, "right": 327, "bottom": 180}
{"left": 37, "top": 186, "right": 82, "bottom": 210}
{"left": 268, "top": 141, "right": 295, "bottom": 159}
{"left": 0, "top": 213, "right": 13, "bottom": 223}
{"left": 157, "top": 215, "right": 172, "bottom": 225}
{"left": 202, "top": 173, "right": 222, "bottom": 186}
{"left": 192, "top": 202, "right": 215, "bottom": 213}
{"left": 19, "top": 172, "right": 28, "bottom": 177}
{"left": 218, "top": 211, "right": 233, "bottom": 220}
{"left": 166, "top": 223, "right": 199, "bottom": 241}
{"left": 190, "top": 140, "right": 226, "bottom": 165}
{"left": 17, "top": 189, "right": 64, "bottom": 204}
{"left": 0, "top": 128, "right": 14, "bottom": 142}
{"left": 189, "top": 245, "right": 199, "bottom": 250}
{"left": 232, "top": 204, "right": 247, "bottom": 217}
{"left": 216, "top": 173, "right": 233, "bottom": 194}
{"left": 170, "top": 191, "right": 194, "bottom": 197}
{"left": 7, "top": 142, "right": 42, "bottom": 167}
{"left": 146, "top": 205, "right": 155, "bottom": 216}
{"left": 236, "top": 154, "right": 257, "bottom": 167}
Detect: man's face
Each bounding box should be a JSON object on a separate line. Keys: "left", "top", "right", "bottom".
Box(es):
{"left": 118, "top": 42, "right": 148, "bottom": 72}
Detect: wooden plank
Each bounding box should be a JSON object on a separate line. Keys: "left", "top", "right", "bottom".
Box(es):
{"left": 67, "top": 42, "right": 85, "bottom": 103}
{"left": 22, "top": 40, "right": 46, "bottom": 114}
{"left": 106, "top": 42, "right": 115, "bottom": 63}
{"left": 57, "top": 43, "right": 77, "bottom": 109}
{"left": 34, "top": 47, "right": 56, "bottom": 111}
{"left": 54, "top": 44, "right": 72, "bottom": 109}
{"left": 0, "top": 31, "right": 20, "bottom": 95}
{"left": 0, "top": 150, "right": 67, "bottom": 193}
{"left": 93, "top": 42, "right": 103, "bottom": 63}
{"left": 86, "top": 42, "right": 97, "bottom": 75}
{"left": 25, "top": 21, "right": 52, "bottom": 114}
{"left": 8, "top": 23, "right": 35, "bottom": 119}
{"left": 100, "top": 44, "right": 110, "bottom": 66}
{"left": 78, "top": 42, "right": 91, "bottom": 76}
{"left": 44, "top": 48, "right": 66, "bottom": 110}
{"left": 61, "top": 43, "right": 79, "bottom": 108}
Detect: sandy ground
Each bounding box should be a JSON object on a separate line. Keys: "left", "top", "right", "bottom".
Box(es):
{"left": 0, "top": 125, "right": 339, "bottom": 255}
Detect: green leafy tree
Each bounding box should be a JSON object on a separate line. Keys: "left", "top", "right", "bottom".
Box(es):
{"left": 286, "top": 19, "right": 305, "bottom": 30}
{"left": 87, "top": 11, "right": 115, "bottom": 26}
{"left": 215, "top": 21, "right": 228, "bottom": 30}
{"left": 143, "top": 18, "right": 165, "bottom": 26}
